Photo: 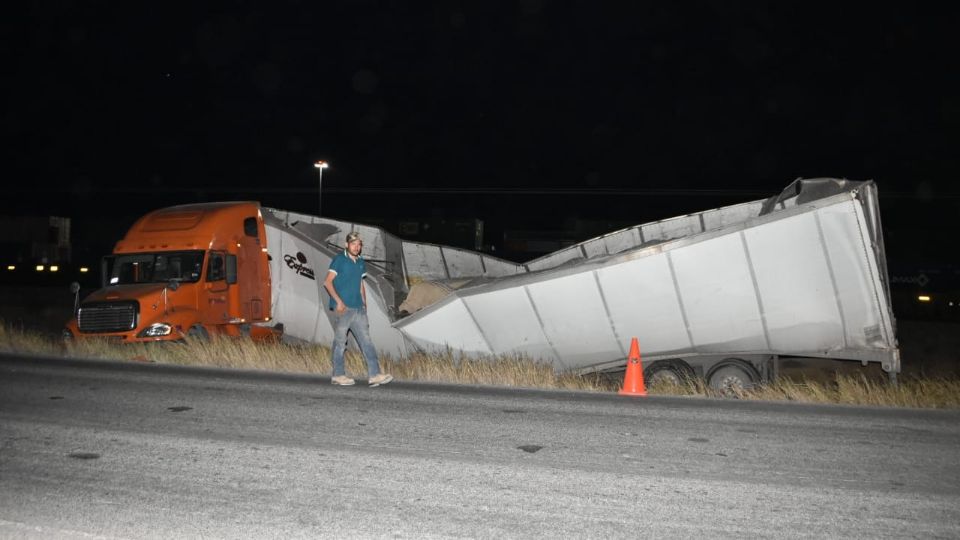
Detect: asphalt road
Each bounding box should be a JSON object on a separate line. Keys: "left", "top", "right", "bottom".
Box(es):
{"left": 1, "top": 354, "right": 959, "bottom": 539}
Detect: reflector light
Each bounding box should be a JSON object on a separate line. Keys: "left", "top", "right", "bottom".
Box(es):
{"left": 918, "top": 295, "right": 931, "bottom": 302}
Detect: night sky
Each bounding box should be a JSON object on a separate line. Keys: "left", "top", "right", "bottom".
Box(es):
{"left": 4, "top": 2, "right": 959, "bottom": 265}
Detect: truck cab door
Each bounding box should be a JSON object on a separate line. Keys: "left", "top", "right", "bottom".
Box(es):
{"left": 206, "top": 252, "right": 229, "bottom": 291}
{"left": 238, "top": 217, "right": 266, "bottom": 321}
{"left": 204, "top": 251, "right": 230, "bottom": 322}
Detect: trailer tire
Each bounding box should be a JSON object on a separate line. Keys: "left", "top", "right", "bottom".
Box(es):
{"left": 645, "top": 360, "right": 695, "bottom": 387}
{"left": 707, "top": 360, "right": 759, "bottom": 396}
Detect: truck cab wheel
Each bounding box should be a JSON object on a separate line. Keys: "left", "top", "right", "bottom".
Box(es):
{"left": 186, "top": 325, "right": 209, "bottom": 341}
{"left": 707, "top": 362, "right": 758, "bottom": 395}
{"left": 644, "top": 360, "right": 695, "bottom": 387}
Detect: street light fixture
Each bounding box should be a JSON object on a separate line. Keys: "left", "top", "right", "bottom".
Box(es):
{"left": 314, "top": 161, "right": 329, "bottom": 217}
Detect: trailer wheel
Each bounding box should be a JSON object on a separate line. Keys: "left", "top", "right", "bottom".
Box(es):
{"left": 644, "top": 360, "right": 695, "bottom": 387}
{"left": 707, "top": 360, "right": 759, "bottom": 396}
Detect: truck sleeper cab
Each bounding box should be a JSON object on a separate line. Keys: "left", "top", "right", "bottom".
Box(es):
{"left": 64, "top": 202, "right": 272, "bottom": 342}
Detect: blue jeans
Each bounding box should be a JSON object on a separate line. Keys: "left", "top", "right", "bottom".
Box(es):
{"left": 330, "top": 307, "right": 380, "bottom": 377}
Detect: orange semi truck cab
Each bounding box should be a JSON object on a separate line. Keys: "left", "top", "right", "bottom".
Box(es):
{"left": 64, "top": 202, "right": 272, "bottom": 342}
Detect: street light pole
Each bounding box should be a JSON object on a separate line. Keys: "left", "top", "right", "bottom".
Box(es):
{"left": 313, "top": 160, "right": 329, "bottom": 217}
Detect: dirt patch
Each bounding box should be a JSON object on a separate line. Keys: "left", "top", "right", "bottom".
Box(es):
{"left": 398, "top": 279, "right": 473, "bottom": 315}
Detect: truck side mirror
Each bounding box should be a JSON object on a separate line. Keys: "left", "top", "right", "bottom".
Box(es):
{"left": 70, "top": 282, "right": 80, "bottom": 314}
{"left": 101, "top": 256, "right": 115, "bottom": 288}
{"left": 226, "top": 254, "right": 238, "bottom": 285}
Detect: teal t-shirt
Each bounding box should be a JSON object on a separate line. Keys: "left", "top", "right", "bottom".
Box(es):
{"left": 328, "top": 251, "right": 366, "bottom": 309}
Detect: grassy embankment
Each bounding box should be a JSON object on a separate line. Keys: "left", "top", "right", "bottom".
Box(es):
{"left": 1, "top": 322, "right": 958, "bottom": 408}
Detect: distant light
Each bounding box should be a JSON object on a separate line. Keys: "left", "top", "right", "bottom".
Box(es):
{"left": 950, "top": 301, "right": 955, "bottom": 307}
{"left": 314, "top": 160, "right": 329, "bottom": 169}
{"left": 36, "top": 265, "right": 44, "bottom": 272}
{"left": 50, "top": 265, "right": 59, "bottom": 272}
{"left": 6, "top": 265, "right": 14, "bottom": 271}
{"left": 80, "top": 267, "right": 89, "bottom": 273}
{"left": 918, "top": 295, "right": 931, "bottom": 302}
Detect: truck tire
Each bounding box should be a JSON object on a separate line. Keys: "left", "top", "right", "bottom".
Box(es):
{"left": 644, "top": 360, "right": 695, "bottom": 387}
{"left": 707, "top": 360, "right": 759, "bottom": 395}
{"left": 186, "top": 325, "right": 209, "bottom": 341}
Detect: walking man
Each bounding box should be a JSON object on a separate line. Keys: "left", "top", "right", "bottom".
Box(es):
{"left": 323, "top": 231, "right": 394, "bottom": 387}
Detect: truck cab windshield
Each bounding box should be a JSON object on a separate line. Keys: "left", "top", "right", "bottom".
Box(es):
{"left": 108, "top": 251, "right": 205, "bottom": 285}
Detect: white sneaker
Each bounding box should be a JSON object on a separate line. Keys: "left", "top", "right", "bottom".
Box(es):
{"left": 331, "top": 375, "right": 356, "bottom": 386}
{"left": 368, "top": 373, "right": 394, "bottom": 387}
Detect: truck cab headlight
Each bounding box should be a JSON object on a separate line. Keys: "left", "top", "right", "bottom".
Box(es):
{"left": 138, "top": 323, "right": 173, "bottom": 338}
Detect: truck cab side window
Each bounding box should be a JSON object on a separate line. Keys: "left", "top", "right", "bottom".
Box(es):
{"left": 207, "top": 252, "right": 225, "bottom": 281}
{"left": 244, "top": 217, "right": 258, "bottom": 238}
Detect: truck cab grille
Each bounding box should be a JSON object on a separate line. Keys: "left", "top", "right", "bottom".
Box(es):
{"left": 78, "top": 301, "right": 139, "bottom": 333}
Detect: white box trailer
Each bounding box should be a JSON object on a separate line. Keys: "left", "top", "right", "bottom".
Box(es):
{"left": 262, "top": 178, "right": 899, "bottom": 389}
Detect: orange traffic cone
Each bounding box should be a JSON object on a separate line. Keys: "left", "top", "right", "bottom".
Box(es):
{"left": 618, "top": 337, "right": 647, "bottom": 396}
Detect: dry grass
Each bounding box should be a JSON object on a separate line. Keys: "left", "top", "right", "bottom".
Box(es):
{"left": 380, "top": 350, "right": 617, "bottom": 391}
{"left": 647, "top": 373, "right": 960, "bottom": 409}
{"left": 2, "top": 321, "right": 957, "bottom": 408}
{"left": 0, "top": 322, "right": 64, "bottom": 357}
{"left": 0, "top": 321, "right": 610, "bottom": 391}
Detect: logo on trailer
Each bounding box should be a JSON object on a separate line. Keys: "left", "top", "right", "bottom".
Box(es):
{"left": 284, "top": 252, "right": 315, "bottom": 280}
